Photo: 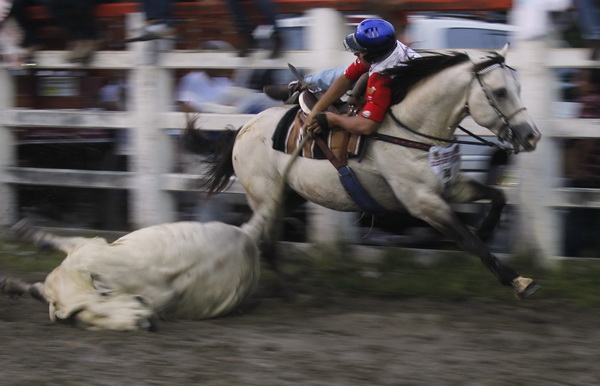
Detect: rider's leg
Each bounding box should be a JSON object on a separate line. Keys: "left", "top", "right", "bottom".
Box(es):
{"left": 264, "top": 67, "right": 346, "bottom": 101}
{"left": 303, "top": 67, "right": 346, "bottom": 91}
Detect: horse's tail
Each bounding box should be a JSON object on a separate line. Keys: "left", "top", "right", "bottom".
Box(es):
{"left": 182, "top": 115, "right": 238, "bottom": 195}
{"left": 181, "top": 115, "right": 219, "bottom": 156}
{"left": 242, "top": 135, "right": 309, "bottom": 243}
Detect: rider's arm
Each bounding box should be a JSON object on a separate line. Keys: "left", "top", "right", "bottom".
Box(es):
{"left": 325, "top": 113, "right": 380, "bottom": 135}
{"left": 306, "top": 74, "right": 353, "bottom": 123}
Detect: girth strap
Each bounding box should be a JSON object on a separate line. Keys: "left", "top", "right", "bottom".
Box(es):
{"left": 372, "top": 132, "right": 432, "bottom": 151}
{"left": 313, "top": 133, "right": 387, "bottom": 214}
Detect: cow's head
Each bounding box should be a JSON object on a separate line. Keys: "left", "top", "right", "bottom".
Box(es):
{"left": 44, "top": 270, "right": 158, "bottom": 331}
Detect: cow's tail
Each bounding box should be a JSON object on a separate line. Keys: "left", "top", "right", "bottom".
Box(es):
{"left": 242, "top": 134, "right": 310, "bottom": 242}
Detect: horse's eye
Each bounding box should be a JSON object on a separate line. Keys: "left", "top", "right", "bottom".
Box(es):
{"left": 494, "top": 88, "right": 507, "bottom": 99}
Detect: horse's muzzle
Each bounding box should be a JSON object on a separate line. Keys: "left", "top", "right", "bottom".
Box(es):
{"left": 514, "top": 125, "right": 541, "bottom": 153}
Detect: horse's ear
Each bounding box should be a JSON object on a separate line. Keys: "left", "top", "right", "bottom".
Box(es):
{"left": 498, "top": 42, "right": 510, "bottom": 59}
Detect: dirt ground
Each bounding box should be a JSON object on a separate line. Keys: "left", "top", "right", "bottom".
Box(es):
{"left": 1, "top": 273, "right": 599, "bottom": 386}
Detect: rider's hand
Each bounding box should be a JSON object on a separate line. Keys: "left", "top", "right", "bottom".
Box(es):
{"left": 305, "top": 112, "right": 328, "bottom": 135}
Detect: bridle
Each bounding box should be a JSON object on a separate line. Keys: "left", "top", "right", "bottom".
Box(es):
{"left": 379, "top": 59, "right": 524, "bottom": 154}
{"left": 467, "top": 62, "right": 527, "bottom": 147}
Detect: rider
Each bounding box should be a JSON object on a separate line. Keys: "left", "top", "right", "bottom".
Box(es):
{"left": 302, "top": 18, "right": 419, "bottom": 136}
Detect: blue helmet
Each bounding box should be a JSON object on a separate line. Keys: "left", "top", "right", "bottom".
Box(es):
{"left": 344, "top": 19, "right": 397, "bottom": 62}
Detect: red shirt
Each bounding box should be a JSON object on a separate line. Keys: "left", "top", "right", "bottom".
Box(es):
{"left": 344, "top": 58, "right": 393, "bottom": 122}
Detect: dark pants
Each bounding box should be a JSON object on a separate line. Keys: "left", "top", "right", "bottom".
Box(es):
{"left": 225, "top": 0, "right": 279, "bottom": 36}
{"left": 141, "top": 0, "right": 174, "bottom": 23}
{"left": 46, "top": 0, "right": 98, "bottom": 41}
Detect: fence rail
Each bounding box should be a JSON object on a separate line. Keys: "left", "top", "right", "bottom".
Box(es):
{"left": 1, "top": 9, "right": 600, "bottom": 260}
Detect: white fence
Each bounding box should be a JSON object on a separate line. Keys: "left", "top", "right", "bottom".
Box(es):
{"left": 1, "top": 9, "right": 599, "bottom": 262}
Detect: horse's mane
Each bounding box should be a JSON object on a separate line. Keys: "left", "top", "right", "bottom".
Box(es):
{"left": 384, "top": 51, "right": 505, "bottom": 105}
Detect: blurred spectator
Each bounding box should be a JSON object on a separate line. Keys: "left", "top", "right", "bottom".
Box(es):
{"left": 225, "top": 0, "right": 282, "bottom": 58}
{"left": 98, "top": 77, "right": 127, "bottom": 111}
{"left": 562, "top": 68, "right": 600, "bottom": 257}
{"left": 1, "top": 0, "right": 11, "bottom": 22}
{"left": 0, "top": 14, "right": 25, "bottom": 68}
{"left": 574, "top": 68, "right": 600, "bottom": 118}
{"left": 126, "top": 0, "right": 175, "bottom": 42}
{"left": 176, "top": 68, "right": 279, "bottom": 114}
{"left": 575, "top": 0, "right": 600, "bottom": 60}
{"left": 46, "top": 0, "right": 99, "bottom": 63}
{"left": 0, "top": 0, "right": 46, "bottom": 67}
{"left": 563, "top": 69, "right": 600, "bottom": 187}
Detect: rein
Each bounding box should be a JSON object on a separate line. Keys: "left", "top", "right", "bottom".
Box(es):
{"left": 373, "top": 61, "right": 519, "bottom": 154}
{"left": 381, "top": 112, "right": 508, "bottom": 152}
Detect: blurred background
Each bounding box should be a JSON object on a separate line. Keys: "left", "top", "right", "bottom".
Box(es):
{"left": 0, "top": 0, "right": 598, "bottom": 260}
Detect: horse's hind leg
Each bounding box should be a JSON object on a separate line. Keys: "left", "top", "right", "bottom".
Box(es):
{"left": 260, "top": 234, "right": 297, "bottom": 301}
{"left": 408, "top": 194, "right": 539, "bottom": 298}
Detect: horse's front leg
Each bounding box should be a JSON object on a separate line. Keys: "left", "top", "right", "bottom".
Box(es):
{"left": 445, "top": 177, "right": 507, "bottom": 242}
{"left": 405, "top": 191, "right": 539, "bottom": 298}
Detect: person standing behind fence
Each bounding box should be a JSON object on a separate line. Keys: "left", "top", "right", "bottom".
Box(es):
{"left": 575, "top": 0, "right": 600, "bottom": 60}
{"left": 126, "top": 0, "right": 175, "bottom": 42}
{"left": 45, "top": 0, "right": 99, "bottom": 64}
{"left": 4, "top": 0, "right": 44, "bottom": 66}
{"left": 225, "top": 0, "right": 282, "bottom": 58}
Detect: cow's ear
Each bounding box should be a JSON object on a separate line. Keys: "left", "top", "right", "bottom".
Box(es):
{"left": 91, "top": 273, "right": 114, "bottom": 296}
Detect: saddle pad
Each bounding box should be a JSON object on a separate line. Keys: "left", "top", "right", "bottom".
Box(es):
{"left": 271, "top": 107, "right": 363, "bottom": 160}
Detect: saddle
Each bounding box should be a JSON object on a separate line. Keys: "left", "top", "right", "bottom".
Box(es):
{"left": 270, "top": 74, "right": 387, "bottom": 213}
{"left": 271, "top": 72, "right": 369, "bottom": 163}
{"left": 271, "top": 93, "right": 362, "bottom": 161}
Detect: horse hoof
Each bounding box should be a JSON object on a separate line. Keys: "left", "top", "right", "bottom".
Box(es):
{"left": 512, "top": 276, "right": 541, "bottom": 300}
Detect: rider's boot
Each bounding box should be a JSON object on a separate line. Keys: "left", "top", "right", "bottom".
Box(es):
{"left": 264, "top": 80, "right": 304, "bottom": 103}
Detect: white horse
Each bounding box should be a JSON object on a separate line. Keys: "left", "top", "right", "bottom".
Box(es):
{"left": 190, "top": 46, "right": 542, "bottom": 299}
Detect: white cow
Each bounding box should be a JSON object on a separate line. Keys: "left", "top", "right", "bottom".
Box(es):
{"left": 1, "top": 130, "right": 307, "bottom": 331}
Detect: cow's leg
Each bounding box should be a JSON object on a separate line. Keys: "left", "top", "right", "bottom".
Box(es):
{"left": 406, "top": 191, "right": 540, "bottom": 298}
{"left": 12, "top": 218, "right": 99, "bottom": 253}
{"left": 0, "top": 277, "right": 47, "bottom": 303}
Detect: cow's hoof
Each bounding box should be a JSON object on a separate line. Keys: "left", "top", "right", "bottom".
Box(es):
{"left": 139, "top": 315, "right": 159, "bottom": 332}
{"left": 11, "top": 218, "right": 37, "bottom": 241}
{"left": 512, "top": 276, "right": 541, "bottom": 300}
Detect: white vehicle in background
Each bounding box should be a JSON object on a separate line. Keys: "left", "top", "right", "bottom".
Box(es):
{"left": 405, "top": 15, "right": 515, "bottom": 50}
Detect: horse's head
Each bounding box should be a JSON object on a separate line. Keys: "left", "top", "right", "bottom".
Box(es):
{"left": 465, "top": 44, "right": 541, "bottom": 153}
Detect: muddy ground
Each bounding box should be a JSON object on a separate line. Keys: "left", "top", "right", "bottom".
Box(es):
{"left": 1, "top": 273, "right": 599, "bottom": 386}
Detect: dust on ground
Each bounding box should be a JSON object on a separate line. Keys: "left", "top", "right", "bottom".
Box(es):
{"left": 1, "top": 273, "right": 599, "bottom": 386}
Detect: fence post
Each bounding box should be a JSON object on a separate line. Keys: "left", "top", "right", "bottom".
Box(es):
{"left": 511, "top": 6, "right": 563, "bottom": 266}
{"left": 304, "top": 8, "right": 359, "bottom": 244}
{"left": 0, "top": 68, "right": 17, "bottom": 227}
{"left": 127, "top": 12, "right": 176, "bottom": 228}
